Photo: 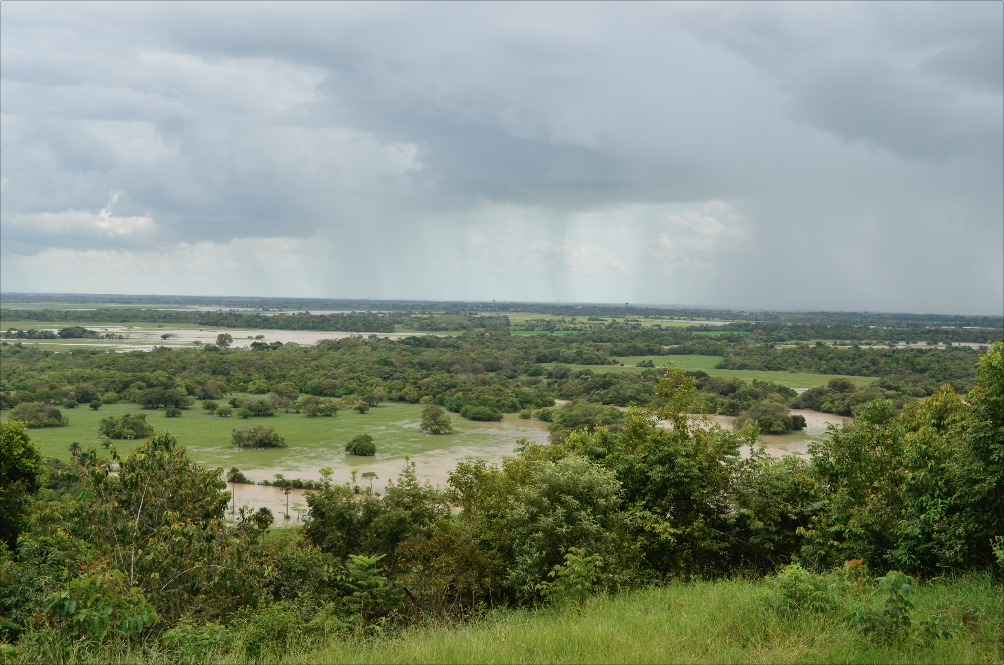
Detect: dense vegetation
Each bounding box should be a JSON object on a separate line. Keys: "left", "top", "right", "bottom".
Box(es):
{"left": 0, "top": 341, "right": 1001, "bottom": 662}
{"left": 0, "top": 328, "right": 987, "bottom": 431}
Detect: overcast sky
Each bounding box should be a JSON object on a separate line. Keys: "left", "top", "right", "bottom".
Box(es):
{"left": 1, "top": 2, "right": 1001, "bottom": 313}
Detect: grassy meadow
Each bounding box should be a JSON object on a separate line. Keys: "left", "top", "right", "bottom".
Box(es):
{"left": 1, "top": 401, "right": 550, "bottom": 485}
{"left": 59, "top": 572, "right": 1003, "bottom": 664}
{"left": 544, "top": 355, "right": 875, "bottom": 390}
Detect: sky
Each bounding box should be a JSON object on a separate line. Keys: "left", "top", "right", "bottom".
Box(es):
{"left": 1, "top": 2, "right": 1001, "bottom": 314}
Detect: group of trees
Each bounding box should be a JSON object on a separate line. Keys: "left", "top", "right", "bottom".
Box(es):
{"left": 0, "top": 342, "right": 1000, "bottom": 660}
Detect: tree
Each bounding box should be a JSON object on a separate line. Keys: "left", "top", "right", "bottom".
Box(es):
{"left": 231, "top": 424, "right": 286, "bottom": 449}
{"left": 8, "top": 402, "right": 68, "bottom": 428}
{"left": 354, "top": 401, "right": 371, "bottom": 414}
{"left": 99, "top": 414, "right": 154, "bottom": 439}
{"left": 0, "top": 420, "right": 44, "bottom": 549}
{"left": 216, "top": 333, "right": 233, "bottom": 349}
{"left": 226, "top": 467, "right": 249, "bottom": 514}
{"left": 346, "top": 434, "right": 376, "bottom": 456}
{"left": 275, "top": 474, "right": 292, "bottom": 519}
{"left": 89, "top": 401, "right": 102, "bottom": 411}
{"left": 202, "top": 400, "right": 219, "bottom": 415}
{"left": 420, "top": 405, "right": 453, "bottom": 434}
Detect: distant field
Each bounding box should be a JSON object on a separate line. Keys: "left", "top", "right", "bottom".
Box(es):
{"left": 511, "top": 330, "right": 581, "bottom": 336}
{"left": 542, "top": 355, "right": 875, "bottom": 389}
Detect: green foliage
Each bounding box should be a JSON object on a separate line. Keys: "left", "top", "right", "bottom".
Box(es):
{"left": 44, "top": 566, "right": 158, "bottom": 642}
{"left": 546, "top": 400, "right": 623, "bottom": 444}
{"left": 160, "top": 620, "right": 234, "bottom": 661}
{"left": 850, "top": 570, "right": 955, "bottom": 644}
{"left": 164, "top": 407, "right": 182, "bottom": 418}
{"left": 98, "top": 413, "right": 153, "bottom": 439}
{"left": 354, "top": 401, "right": 371, "bottom": 415}
{"left": 345, "top": 434, "right": 376, "bottom": 456}
{"left": 231, "top": 424, "right": 286, "bottom": 449}
{"left": 300, "top": 395, "right": 340, "bottom": 417}
{"left": 305, "top": 461, "right": 449, "bottom": 562}
{"left": 419, "top": 406, "right": 452, "bottom": 434}
{"left": 536, "top": 547, "right": 605, "bottom": 607}
{"left": 0, "top": 421, "right": 44, "bottom": 549}
{"left": 202, "top": 399, "right": 219, "bottom": 414}
{"left": 734, "top": 401, "right": 795, "bottom": 434}
{"left": 8, "top": 402, "right": 67, "bottom": 428}
{"left": 459, "top": 404, "right": 500, "bottom": 421}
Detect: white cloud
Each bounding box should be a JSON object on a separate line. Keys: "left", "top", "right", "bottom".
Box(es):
{"left": 8, "top": 193, "right": 156, "bottom": 238}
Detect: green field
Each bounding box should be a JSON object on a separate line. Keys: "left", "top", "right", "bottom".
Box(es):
{"left": 543, "top": 355, "right": 875, "bottom": 389}
{"left": 1, "top": 401, "right": 549, "bottom": 485}
{"left": 510, "top": 330, "right": 581, "bottom": 336}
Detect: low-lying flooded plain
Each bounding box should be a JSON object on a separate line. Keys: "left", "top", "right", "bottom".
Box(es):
{"left": 4, "top": 401, "right": 552, "bottom": 523}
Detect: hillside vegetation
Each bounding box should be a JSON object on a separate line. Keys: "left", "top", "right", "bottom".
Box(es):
{"left": 0, "top": 340, "right": 1001, "bottom": 664}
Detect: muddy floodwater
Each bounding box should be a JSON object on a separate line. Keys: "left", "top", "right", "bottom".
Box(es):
{"left": 223, "top": 414, "right": 551, "bottom": 526}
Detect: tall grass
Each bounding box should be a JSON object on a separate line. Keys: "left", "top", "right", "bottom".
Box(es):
{"left": 38, "top": 573, "right": 1001, "bottom": 665}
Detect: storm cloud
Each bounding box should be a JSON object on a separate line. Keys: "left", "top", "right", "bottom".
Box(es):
{"left": 1, "top": 2, "right": 1001, "bottom": 313}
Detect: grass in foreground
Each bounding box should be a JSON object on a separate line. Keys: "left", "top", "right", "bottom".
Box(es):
{"left": 39, "top": 573, "right": 1002, "bottom": 664}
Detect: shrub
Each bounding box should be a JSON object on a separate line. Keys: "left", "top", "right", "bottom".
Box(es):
{"left": 460, "top": 404, "right": 502, "bottom": 421}
{"left": 202, "top": 400, "right": 219, "bottom": 414}
{"left": 98, "top": 414, "right": 153, "bottom": 439}
{"left": 231, "top": 425, "right": 286, "bottom": 449}
{"left": 217, "top": 406, "right": 233, "bottom": 417}
{"left": 8, "top": 402, "right": 68, "bottom": 428}
{"left": 160, "top": 621, "right": 234, "bottom": 662}
{"left": 89, "top": 401, "right": 101, "bottom": 411}
{"left": 241, "top": 602, "right": 298, "bottom": 659}
{"left": 165, "top": 407, "right": 182, "bottom": 418}
{"left": 536, "top": 547, "right": 605, "bottom": 607}
{"left": 346, "top": 434, "right": 376, "bottom": 456}
{"left": 353, "top": 401, "right": 371, "bottom": 415}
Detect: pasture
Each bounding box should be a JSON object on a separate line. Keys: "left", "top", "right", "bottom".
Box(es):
{"left": 2, "top": 401, "right": 549, "bottom": 489}
{"left": 544, "top": 355, "right": 875, "bottom": 389}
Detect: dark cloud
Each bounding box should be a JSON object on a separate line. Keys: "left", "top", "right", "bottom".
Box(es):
{"left": 1, "top": 2, "right": 1000, "bottom": 313}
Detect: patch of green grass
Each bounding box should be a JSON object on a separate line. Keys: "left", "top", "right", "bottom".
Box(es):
{"left": 1, "top": 401, "right": 549, "bottom": 482}
{"left": 282, "top": 575, "right": 999, "bottom": 665}
{"left": 81, "top": 572, "right": 993, "bottom": 664}
{"left": 543, "top": 356, "right": 875, "bottom": 390}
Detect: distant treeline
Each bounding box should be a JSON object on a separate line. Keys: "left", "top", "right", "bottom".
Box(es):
{"left": 0, "top": 309, "right": 401, "bottom": 333}
{"left": 4, "top": 293, "right": 1000, "bottom": 329}
{"left": 716, "top": 321, "right": 1002, "bottom": 344}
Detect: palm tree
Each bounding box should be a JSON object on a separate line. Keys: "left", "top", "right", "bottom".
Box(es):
{"left": 226, "top": 467, "right": 244, "bottom": 514}
{"left": 68, "top": 442, "right": 82, "bottom": 459}
{"left": 275, "top": 474, "right": 292, "bottom": 519}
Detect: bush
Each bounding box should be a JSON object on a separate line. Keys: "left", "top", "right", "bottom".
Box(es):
{"left": 346, "top": 434, "right": 376, "bottom": 456}
{"left": 460, "top": 404, "right": 502, "bottom": 421}
{"left": 231, "top": 425, "right": 286, "bottom": 449}
{"left": 217, "top": 406, "right": 233, "bottom": 417}
{"left": 202, "top": 400, "right": 219, "bottom": 414}
{"left": 98, "top": 414, "right": 153, "bottom": 439}
{"left": 353, "top": 401, "right": 371, "bottom": 415}
{"left": 8, "top": 402, "right": 68, "bottom": 428}
{"left": 160, "top": 621, "right": 234, "bottom": 662}
{"left": 89, "top": 401, "right": 101, "bottom": 411}
{"left": 165, "top": 407, "right": 182, "bottom": 418}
